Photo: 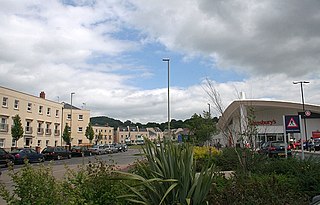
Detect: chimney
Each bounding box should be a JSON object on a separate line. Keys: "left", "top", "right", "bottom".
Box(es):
{"left": 40, "top": 91, "right": 46, "bottom": 99}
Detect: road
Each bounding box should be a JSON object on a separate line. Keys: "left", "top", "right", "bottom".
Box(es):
{"left": 0, "top": 148, "right": 143, "bottom": 204}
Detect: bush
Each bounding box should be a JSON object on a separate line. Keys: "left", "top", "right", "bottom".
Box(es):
{"left": 193, "top": 146, "right": 220, "bottom": 172}
{"left": 0, "top": 163, "right": 65, "bottom": 205}
{"left": 208, "top": 174, "right": 309, "bottom": 205}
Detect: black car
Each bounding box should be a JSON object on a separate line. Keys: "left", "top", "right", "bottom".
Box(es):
{"left": 71, "top": 146, "right": 92, "bottom": 157}
{"left": 10, "top": 148, "right": 44, "bottom": 164}
{"left": 0, "top": 148, "right": 14, "bottom": 166}
{"left": 259, "top": 141, "right": 292, "bottom": 157}
{"left": 42, "top": 147, "right": 72, "bottom": 160}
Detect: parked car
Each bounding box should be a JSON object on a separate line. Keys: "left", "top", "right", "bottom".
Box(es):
{"left": 89, "top": 145, "right": 107, "bottom": 155}
{"left": 104, "top": 144, "right": 118, "bottom": 153}
{"left": 259, "top": 141, "right": 292, "bottom": 157}
{"left": 71, "top": 146, "right": 92, "bottom": 157}
{"left": 114, "top": 143, "right": 123, "bottom": 152}
{"left": 121, "top": 144, "right": 128, "bottom": 152}
{"left": 314, "top": 139, "right": 320, "bottom": 151}
{"left": 0, "top": 148, "right": 15, "bottom": 166}
{"left": 11, "top": 148, "right": 45, "bottom": 164}
{"left": 41, "top": 147, "right": 72, "bottom": 160}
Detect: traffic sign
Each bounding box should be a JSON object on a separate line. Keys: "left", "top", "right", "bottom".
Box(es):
{"left": 285, "top": 115, "right": 301, "bottom": 133}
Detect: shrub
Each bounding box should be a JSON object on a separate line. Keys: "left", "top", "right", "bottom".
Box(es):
{"left": 208, "top": 174, "right": 309, "bottom": 205}
{"left": 0, "top": 163, "right": 65, "bottom": 205}
{"left": 115, "top": 139, "right": 217, "bottom": 205}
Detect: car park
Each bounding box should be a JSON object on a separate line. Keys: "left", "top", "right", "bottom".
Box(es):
{"left": 0, "top": 148, "right": 15, "bottom": 166}
{"left": 259, "top": 141, "right": 292, "bottom": 157}
{"left": 71, "top": 146, "right": 92, "bottom": 157}
{"left": 11, "top": 148, "right": 44, "bottom": 164}
{"left": 41, "top": 147, "right": 72, "bottom": 160}
{"left": 89, "top": 145, "right": 107, "bottom": 155}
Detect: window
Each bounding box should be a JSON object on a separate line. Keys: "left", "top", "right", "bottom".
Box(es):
{"left": 39, "top": 105, "right": 43, "bottom": 114}
{"left": 2, "top": 97, "right": 8, "bottom": 107}
{"left": 47, "top": 107, "right": 51, "bottom": 116}
{"left": 37, "top": 140, "right": 41, "bottom": 147}
{"left": 14, "top": 100, "right": 19, "bottom": 109}
{"left": 27, "top": 102, "right": 32, "bottom": 112}
{"left": 55, "top": 110, "right": 59, "bottom": 117}
{"left": 0, "top": 139, "right": 4, "bottom": 148}
{"left": 0, "top": 117, "right": 7, "bottom": 131}
{"left": 46, "top": 140, "right": 49, "bottom": 147}
{"left": 78, "top": 127, "right": 83, "bottom": 132}
{"left": 67, "top": 114, "right": 71, "bottom": 120}
{"left": 78, "top": 115, "right": 83, "bottom": 120}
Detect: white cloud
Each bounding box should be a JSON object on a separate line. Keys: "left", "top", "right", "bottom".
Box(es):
{"left": 1, "top": 0, "right": 320, "bottom": 124}
{"left": 126, "top": 0, "right": 320, "bottom": 77}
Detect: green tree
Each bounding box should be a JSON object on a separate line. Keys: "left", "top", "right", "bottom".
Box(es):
{"left": 62, "top": 123, "right": 71, "bottom": 146}
{"left": 95, "top": 131, "right": 103, "bottom": 144}
{"left": 185, "top": 113, "right": 217, "bottom": 144}
{"left": 11, "top": 114, "right": 24, "bottom": 147}
{"left": 85, "top": 123, "right": 94, "bottom": 144}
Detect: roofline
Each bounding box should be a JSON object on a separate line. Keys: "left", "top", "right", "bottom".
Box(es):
{"left": 218, "top": 99, "right": 320, "bottom": 129}
{"left": 0, "top": 85, "right": 62, "bottom": 106}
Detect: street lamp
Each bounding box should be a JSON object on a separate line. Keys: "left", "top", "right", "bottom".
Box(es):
{"left": 162, "top": 58, "right": 170, "bottom": 139}
{"left": 208, "top": 103, "right": 211, "bottom": 118}
{"left": 70, "top": 92, "right": 75, "bottom": 146}
{"left": 293, "top": 81, "right": 309, "bottom": 142}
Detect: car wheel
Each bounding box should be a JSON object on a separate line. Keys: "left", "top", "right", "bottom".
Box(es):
{"left": 68, "top": 154, "right": 72, "bottom": 159}
{"left": 89, "top": 152, "right": 92, "bottom": 156}
{"left": 81, "top": 153, "right": 84, "bottom": 157}
{"left": 57, "top": 155, "right": 62, "bottom": 160}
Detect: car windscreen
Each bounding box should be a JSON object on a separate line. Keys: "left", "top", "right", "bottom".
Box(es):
{"left": 272, "top": 142, "right": 285, "bottom": 147}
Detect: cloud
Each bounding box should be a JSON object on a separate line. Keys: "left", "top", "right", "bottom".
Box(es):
{"left": 1, "top": 0, "right": 320, "bottom": 124}
{"left": 126, "top": 0, "right": 320, "bottom": 77}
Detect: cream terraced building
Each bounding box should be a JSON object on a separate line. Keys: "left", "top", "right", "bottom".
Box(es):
{"left": 62, "top": 103, "right": 91, "bottom": 146}
{"left": 92, "top": 125, "right": 115, "bottom": 144}
{"left": 0, "top": 86, "right": 91, "bottom": 151}
{"left": 0, "top": 86, "right": 63, "bottom": 150}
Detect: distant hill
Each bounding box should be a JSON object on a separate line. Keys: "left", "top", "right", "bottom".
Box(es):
{"left": 90, "top": 115, "right": 219, "bottom": 131}
{"left": 90, "top": 116, "right": 124, "bottom": 128}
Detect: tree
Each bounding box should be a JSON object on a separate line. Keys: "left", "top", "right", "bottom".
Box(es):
{"left": 11, "top": 114, "right": 24, "bottom": 147}
{"left": 95, "top": 131, "right": 103, "bottom": 144}
{"left": 62, "top": 123, "right": 71, "bottom": 146}
{"left": 185, "top": 113, "right": 217, "bottom": 144}
{"left": 85, "top": 123, "right": 94, "bottom": 144}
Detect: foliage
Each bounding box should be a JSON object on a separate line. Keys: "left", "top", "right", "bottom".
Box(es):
{"left": 208, "top": 173, "right": 308, "bottom": 205}
{"left": 85, "top": 123, "right": 95, "bottom": 144}
{"left": 185, "top": 113, "right": 217, "bottom": 144}
{"left": 11, "top": 114, "right": 24, "bottom": 146}
{"left": 193, "top": 146, "right": 220, "bottom": 160}
{"left": 95, "top": 131, "right": 103, "bottom": 144}
{"left": 0, "top": 163, "right": 64, "bottom": 205}
{"left": 62, "top": 123, "right": 71, "bottom": 145}
{"left": 193, "top": 146, "right": 220, "bottom": 172}
{"left": 61, "top": 159, "right": 130, "bottom": 205}
{"left": 115, "top": 139, "right": 217, "bottom": 205}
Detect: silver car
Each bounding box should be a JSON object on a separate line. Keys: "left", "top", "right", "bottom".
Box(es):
{"left": 89, "top": 145, "right": 107, "bottom": 155}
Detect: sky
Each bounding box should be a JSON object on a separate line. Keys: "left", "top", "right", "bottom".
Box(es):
{"left": 1, "top": 0, "right": 320, "bottom": 124}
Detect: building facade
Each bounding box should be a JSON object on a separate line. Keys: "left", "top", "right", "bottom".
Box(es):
{"left": 0, "top": 86, "right": 63, "bottom": 150}
{"left": 92, "top": 125, "right": 115, "bottom": 144}
{"left": 216, "top": 99, "right": 320, "bottom": 148}
{"left": 62, "top": 103, "right": 90, "bottom": 146}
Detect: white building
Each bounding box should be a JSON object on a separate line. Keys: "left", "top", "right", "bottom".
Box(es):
{"left": 216, "top": 99, "right": 320, "bottom": 148}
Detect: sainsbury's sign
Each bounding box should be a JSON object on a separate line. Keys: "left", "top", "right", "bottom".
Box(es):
{"left": 250, "top": 119, "right": 276, "bottom": 126}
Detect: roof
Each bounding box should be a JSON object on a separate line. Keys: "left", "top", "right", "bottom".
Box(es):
{"left": 218, "top": 99, "right": 320, "bottom": 129}
{"left": 63, "top": 102, "right": 81, "bottom": 110}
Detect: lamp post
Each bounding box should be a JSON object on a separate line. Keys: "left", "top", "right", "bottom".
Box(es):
{"left": 293, "top": 81, "right": 309, "bottom": 144}
{"left": 70, "top": 92, "right": 75, "bottom": 146}
{"left": 208, "top": 103, "right": 211, "bottom": 118}
{"left": 162, "top": 58, "right": 170, "bottom": 139}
